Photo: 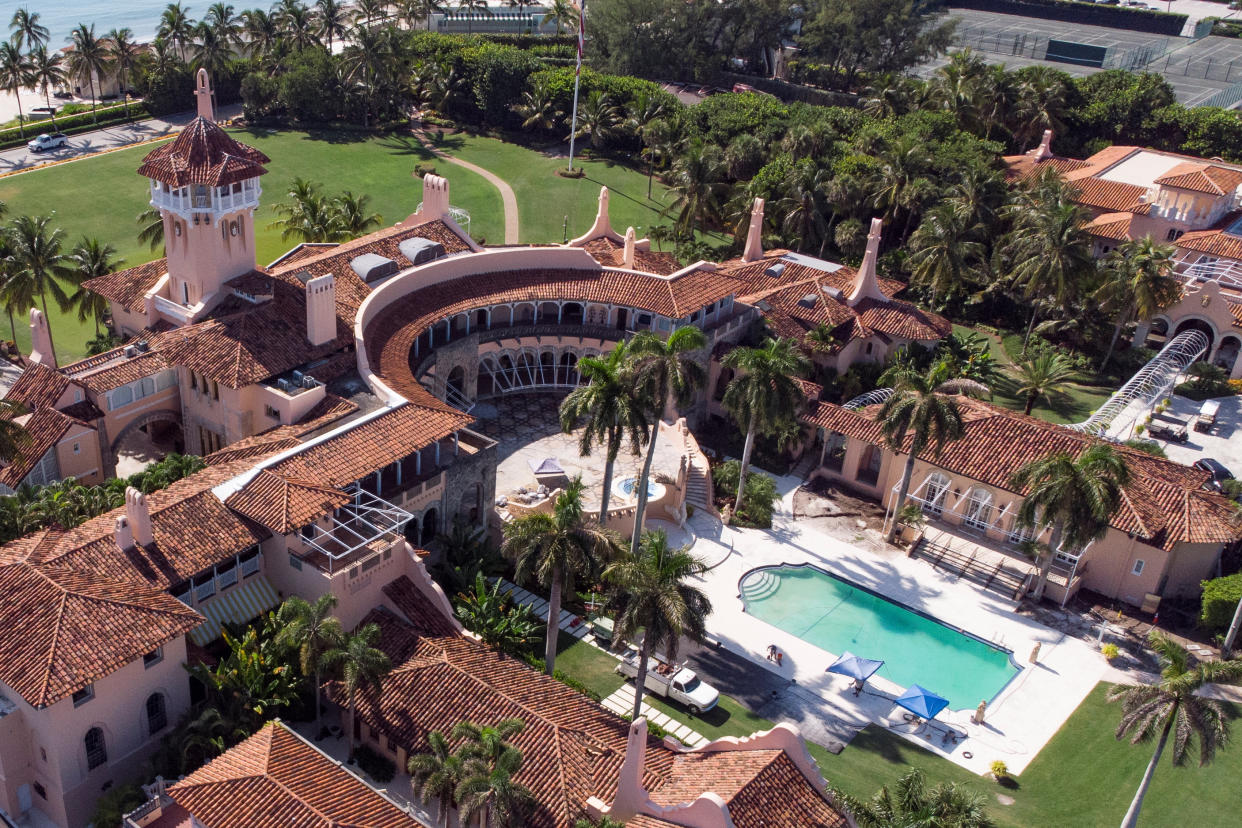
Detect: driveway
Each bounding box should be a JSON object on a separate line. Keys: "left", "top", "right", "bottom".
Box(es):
{"left": 0, "top": 104, "right": 241, "bottom": 176}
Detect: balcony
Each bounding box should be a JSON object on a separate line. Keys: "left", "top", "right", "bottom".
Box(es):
{"left": 299, "top": 487, "right": 413, "bottom": 574}
{"left": 149, "top": 180, "right": 261, "bottom": 218}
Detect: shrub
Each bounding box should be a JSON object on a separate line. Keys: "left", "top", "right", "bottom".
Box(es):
{"left": 1200, "top": 572, "right": 1242, "bottom": 633}
{"left": 414, "top": 163, "right": 438, "bottom": 178}
{"left": 1221, "top": 479, "right": 1242, "bottom": 500}
{"left": 1101, "top": 643, "right": 1120, "bottom": 662}
{"left": 553, "top": 670, "right": 603, "bottom": 702}
{"left": 90, "top": 782, "right": 146, "bottom": 828}
{"left": 989, "top": 760, "right": 1009, "bottom": 780}
{"left": 1123, "top": 438, "right": 1166, "bottom": 458}
{"left": 353, "top": 743, "right": 396, "bottom": 783}
{"left": 713, "top": 459, "right": 780, "bottom": 528}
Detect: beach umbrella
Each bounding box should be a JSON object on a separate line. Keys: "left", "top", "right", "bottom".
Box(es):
{"left": 894, "top": 684, "right": 950, "bottom": 721}
{"left": 826, "top": 651, "right": 884, "bottom": 682}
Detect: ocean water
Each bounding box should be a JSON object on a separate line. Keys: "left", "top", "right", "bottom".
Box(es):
{"left": 0, "top": 1, "right": 179, "bottom": 48}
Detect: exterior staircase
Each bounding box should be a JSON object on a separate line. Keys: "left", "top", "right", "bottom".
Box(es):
{"left": 684, "top": 435, "right": 716, "bottom": 516}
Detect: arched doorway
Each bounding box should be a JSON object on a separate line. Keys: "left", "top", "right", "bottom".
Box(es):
{"left": 562, "top": 302, "right": 584, "bottom": 324}
{"left": 1174, "top": 318, "right": 1215, "bottom": 359}
{"left": 1215, "top": 335, "right": 1241, "bottom": 374}
{"left": 420, "top": 508, "right": 439, "bottom": 545}
{"left": 446, "top": 365, "right": 466, "bottom": 397}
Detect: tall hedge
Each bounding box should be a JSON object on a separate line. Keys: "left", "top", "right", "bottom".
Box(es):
{"left": 1200, "top": 573, "right": 1242, "bottom": 634}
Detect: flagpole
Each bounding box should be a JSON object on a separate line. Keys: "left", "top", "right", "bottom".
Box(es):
{"left": 567, "top": 1, "right": 585, "bottom": 171}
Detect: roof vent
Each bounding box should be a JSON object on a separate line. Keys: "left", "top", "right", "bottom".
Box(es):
{"left": 398, "top": 237, "right": 447, "bottom": 267}
{"left": 764, "top": 262, "right": 786, "bottom": 279}
{"left": 295, "top": 270, "right": 314, "bottom": 285}
{"left": 823, "top": 286, "right": 843, "bottom": 300}
{"left": 798, "top": 293, "right": 818, "bottom": 308}
{"left": 349, "top": 253, "right": 399, "bottom": 284}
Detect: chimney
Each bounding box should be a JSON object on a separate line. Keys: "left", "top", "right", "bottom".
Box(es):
{"left": 586, "top": 186, "right": 613, "bottom": 240}
{"left": 623, "top": 227, "right": 637, "bottom": 269}
{"left": 420, "top": 174, "right": 451, "bottom": 221}
{"left": 114, "top": 515, "right": 135, "bottom": 552}
{"left": 126, "top": 486, "right": 154, "bottom": 547}
{"left": 743, "top": 197, "right": 765, "bottom": 262}
{"left": 28, "top": 308, "right": 55, "bottom": 368}
{"left": 306, "top": 274, "right": 337, "bottom": 347}
{"left": 1031, "top": 129, "right": 1054, "bottom": 161}
{"left": 609, "top": 718, "right": 651, "bottom": 820}
{"left": 195, "top": 68, "right": 214, "bottom": 121}
{"left": 847, "top": 218, "right": 888, "bottom": 306}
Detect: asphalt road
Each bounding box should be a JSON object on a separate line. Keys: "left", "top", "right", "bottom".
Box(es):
{"left": 0, "top": 104, "right": 242, "bottom": 177}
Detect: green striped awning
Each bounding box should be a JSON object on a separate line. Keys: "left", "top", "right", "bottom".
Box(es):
{"left": 187, "top": 575, "right": 281, "bottom": 646}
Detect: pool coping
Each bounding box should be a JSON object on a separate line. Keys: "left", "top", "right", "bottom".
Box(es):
{"left": 737, "top": 561, "right": 1025, "bottom": 711}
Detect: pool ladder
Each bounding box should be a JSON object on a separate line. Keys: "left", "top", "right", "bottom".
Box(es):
{"left": 741, "top": 570, "right": 780, "bottom": 602}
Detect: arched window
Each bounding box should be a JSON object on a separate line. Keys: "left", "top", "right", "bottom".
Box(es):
{"left": 84, "top": 727, "right": 107, "bottom": 770}
{"left": 923, "top": 473, "right": 950, "bottom": 517}
{"left": 146, "top": 693, "right": 167, "bottom": 734}
{"left": 962, "top": 488, "right": 993, "bottom": 532}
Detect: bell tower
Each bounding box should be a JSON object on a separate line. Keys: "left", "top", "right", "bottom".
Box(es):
{"left": 137, "top": 70, "right": 271, "bottom": 321}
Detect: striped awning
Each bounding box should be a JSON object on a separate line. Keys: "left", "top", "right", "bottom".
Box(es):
{"left": 187, "top": 575, "right": 281, "bottom": 646}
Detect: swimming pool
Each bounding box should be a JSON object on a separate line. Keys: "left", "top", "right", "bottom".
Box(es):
{"left": 740, "top": 565, "right": 1019, "bottom": 710}
{"left": 614, "top": 476, "right": 665, "bottom": 501}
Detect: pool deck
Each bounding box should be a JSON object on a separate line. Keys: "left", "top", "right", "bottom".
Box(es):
{"left": 695, "top": 473, "right": 1109, "bottom": 777}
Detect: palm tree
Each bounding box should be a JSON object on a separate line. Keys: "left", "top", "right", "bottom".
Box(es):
{"left": 269, "top": 177, "right": 337, "bottom": 242}
{"left": 625, "top": 327, "right": 706, "bottom": 553}
{"left": 106, "top": 28, "right": 140, "bottom": 119}
{"left": 279, "top": 2, "right": 321, "bottom": 52}
{"left": 454, "top": 721, "right": 535, "bottom": 828}
{"left": 457, "top": 0, "right": 490, "bottom": 34}
{"left": 398, "top": 0, "right": 446, "bottom": 30}
{"left": 502, "top": 477, "right": 624, "bottom": 675}
{"left": 542, "top": 0, "right": 577, "bottom": 35}
{"left": 340, "top": 24, "right": 389, "bottom": 128}
{"left": 192, "top": 24, "right": 232, "bottom": 79}
{"left": 558, "top": 341, "right": 648, "bottom": 523}
{"left": 573, "top": 91, "right": 622, "bottom": 151}
{"left": 625, "top": 92, "right": 668, "bottom": 143}
{"left": 0, "top": 225, "right": 29, "bottom": 344}
{"left": 137, "top": 206, "right": 165, "bottom": 252}
{"left": 27, "top": 47, "right": 67, "bottom": 130}
{"left": 510, "top": 81, "right": 562, "bottom": 132}
{"left": 67, "top": 24, "right": 111, "bottom": 124}
{"left": 605, "top": 530, "right": 711, "bottom": 719}
{"left": 65, "top": 238, "right": 120, "bottom": 337}
{"left": 866, "top": 134, "right": 933, "bottom": 236}
{"left": 314, "top": 0, "right": 351, "bottom": 52}
{"left": 1011, "top": 351, "right": 1078, "bottom": 416}
{"left": 242, "top": 9, "right": 282, "bottom": 60}
{"left": 721, "top": 338, "right": 809, "bottom": 515}
{"left": 275, "top": 594, "right": 345, "bottom": 734}
{"left": 877, "top": 363, "right": 973, "bottom": 543}
{"left": 907, "top": 203, "right": 984, "bottom": 305}
{"left": 664, "top": 143, "right": 726, "bottom": 237}
{"left": 775, "top": 162, "right": 832, "bottom": 255}
{"left": 357, "top": 0, "right": 392, "bottom": 27}
{"left": 205, "top": 2, "right": 243, "bottom": 50}
{"left": 641, "top": 117, "right": 681, "bottom": 199}
{"left": 332, "top": 191, "right": 382, "bottom": 239}
{"left": 322, "top": 622, "right": 391, "bottom": 758}
{"left": 1001, "top": 197, "right": 1094, "bottom": 349}
{"left": 7, "top": 214, "right": 70, "bottom": 365}
{"left": 1095, "top": 239, "right": 1181, "bottom": 371}
{"left": 1109, "top": 630, "right": 1242, "bottom": 828}
{"left": 0, "top": 44, "right": 32, "bottom": 140}
{"left": 830, "top": 767, "right": 993, "bottom": 828}
{"left": 1012, "top": 66, "right": 1071, "bottom": 150}
{"left": 9, "top": 7, "right": 48, "bottom": 51}
{"left": 1009, "top": 443, "right": 1129, "bottom": 601}
{"left": 408, "top": 730, "right": 465, "bottom": 826}
{"left": 158, "top": 2, "right": 198, "bottom": 60}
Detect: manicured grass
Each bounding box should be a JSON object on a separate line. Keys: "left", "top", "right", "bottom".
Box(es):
{"left": 424, "top": 130, "right": 691, "bottom": 246}
{"left": 552, "top": 634, "right": 1242, "bottom": 828}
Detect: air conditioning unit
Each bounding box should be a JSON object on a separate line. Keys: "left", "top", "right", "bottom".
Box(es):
{"left": 290, "top": 370, "right": 305, "bottom": 385}
{"left": 276, "top": 378, "right": 293, "bottom": 393}
{"left": 123, "top": 345, "right": 138, "bottom": 358}
{"left": 135, "top": 340, "right": 150, "bottom": 352}
{"left": 303, "top": 374, "right": 318, "bottom": 388}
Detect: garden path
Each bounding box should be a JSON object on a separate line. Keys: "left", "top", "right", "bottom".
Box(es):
{"left": 411, "top": 124, "right": 520, "bottom": 244}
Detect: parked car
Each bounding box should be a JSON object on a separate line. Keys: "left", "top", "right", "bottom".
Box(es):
{"left": 616, "top": 646, "right": 719, "bottom": 714}
{"left": 1194, "top": 458, "right": 1234, "bottom": 492}
{"left": 27, "top": 133, "right": 67, "bottom": 152}
{"left": 1195, "top": 400, "right": 1220, "bottom": 433}
{"left": 1148, "top": 421, "right": 1188, "bottom": 443}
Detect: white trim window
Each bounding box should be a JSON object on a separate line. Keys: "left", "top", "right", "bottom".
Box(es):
{"left": 923, "top": 473, "right": 950, "bottom": 517}
{"left": 962, "top": 488, "right": 993, "bottom": 531}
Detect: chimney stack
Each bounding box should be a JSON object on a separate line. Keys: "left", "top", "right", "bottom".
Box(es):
{"left": 420, "top": 174, "right": 451, "bottom": 221}
{"left": 743, "top": 198, "right": 765, "bottom": 262}
{"left": 114, "top": 515, "right": 135, "bottom": 552}
{"left": 608, "top": 718, "right": 651, "bottom": 820}
{"left": 125, "top": 487, "right": 154, "bottom": 547}
{"left": 847, "top": 218, "right": 888, "bottom": 306}
{"left": 28, "top": 308, "right": 55, "bottom": 368}
{"left": 1031, "top": 129, "right": 1054, "bottom": 161}
{"left": 306, "top": 274, "right": 337, "bottom": 347}
{"left": 195, "top": 69, "right": 214, "bottom": 121}
{"left": 623, "top": 227, "right": 637, "bottom": 269}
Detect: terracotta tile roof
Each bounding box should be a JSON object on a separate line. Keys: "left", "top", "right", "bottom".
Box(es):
{"left": 71, "top": 351, "right": 170, "bottom": 393}
{"left": 225, "top": 471, "right": 351, "bottom": 534}
{"left": 649, "top": 750, "right": 847, "bottom": 828}
{"left": 290, "top": 393, "right": 359, "bottom": 434}
{"left": 0, "top": 541, "right": 202, "bottom": 706}
{"left": 272, "top": 403, "right": 470, "bottom": 488}
{"left": 83, "top": 258, "right": 167, "bottom": 313}
{"left": 1002, "top": 154, "right": 1090, "bottom": 182}
{"left": 59, "top": 399, "right": 105, "bottom": 421}
{"left": 1176, "top": 216, "right": 1242, "bottom": 262}
{"left": 224, "top": 269, "right": 274, "bottom": 299}
{"left": 364, "top": 266, "right": 742, "bottom": 410}
{"left": 266, "top": 243, "right": 340, "bottom": 270}
{"left": 853, "top": 297, "right": 953, "bottom": 342}
{"left": 136, "top": 119, "right": 269, "bottom": 187}
{"left": 4, "top": 362, "right": 72, "bottom": 410}
{"left": 0, "top": 409, "right": 76, "bottom": 488}
{"left": 1154, "top": 162, "right": 1242, "bottom": 195}
{"left": 382, "top": 575, "right": 460, "bottom": 638}
{"left": 1085, "top": 212, "right": 1137, "bottom": 242}
{"left": 203, "top": 431, "right": 304, "bottom": 466}
{"left": 803, "top": 397, "right": 1242, "bottom": 550}
{"left": 582, "top": 238, "right": 683, "bottom": 276}
{"left": 330, "top": 602, "right": 677, "bottom": 828}
{"left": 168, "top": 721, "right": 419, "bottom": 828}
{"left": 1070, "top": 177, "right": 1148, "bottom": 213}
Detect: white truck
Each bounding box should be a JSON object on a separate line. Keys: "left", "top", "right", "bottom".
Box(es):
{"left": 616, "top": 646, "right": 719, "bottom": 714}
{"left": 27, "top": 132, "right": 68, "bottom": 152}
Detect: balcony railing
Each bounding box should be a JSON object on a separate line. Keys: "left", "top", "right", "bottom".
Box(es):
{"left": 302, "top": 487, "right": 413, "bottom": 574}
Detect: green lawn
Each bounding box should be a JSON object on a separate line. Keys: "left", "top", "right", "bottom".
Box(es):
{"left": 553, "top": 636, "right": 1241, "bottom": 828}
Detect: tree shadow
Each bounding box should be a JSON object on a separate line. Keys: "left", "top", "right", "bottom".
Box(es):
{"left": 300, "top": 127, "right": 372, "bottom": 145}
{"left": 378, "top": 133, "right": 442, "bottom": 159}
{"left": 582, "top": 174, "right": 664, "bottom": 217}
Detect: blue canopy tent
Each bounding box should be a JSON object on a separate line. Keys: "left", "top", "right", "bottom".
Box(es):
{"left": 827, "top": 651, "right": 884, "bottom": 696}
{"left": 894, "top": 684, "right": 950, "bottom": 721}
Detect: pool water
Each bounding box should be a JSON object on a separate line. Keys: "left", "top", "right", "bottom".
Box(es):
{"left": 740, "top": 566, "right": 1019, "bottom": 710}
{"left": 616, "top": 477, "right": 662, "bottom": 499}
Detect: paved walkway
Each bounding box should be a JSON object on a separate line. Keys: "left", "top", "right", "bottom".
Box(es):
{"left": 412, "top": 123, "right": 520, "bottom": 244}
{"left": 0, "top": 105, "right": 242, "bottom": 177}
